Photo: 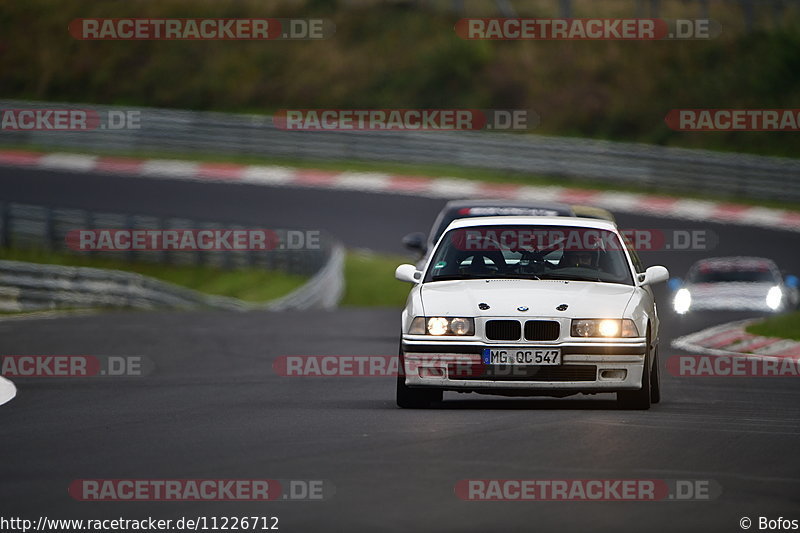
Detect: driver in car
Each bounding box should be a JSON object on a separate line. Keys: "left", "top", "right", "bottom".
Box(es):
{"left": 561, "top": 249, "right": 599, "bottom": 268}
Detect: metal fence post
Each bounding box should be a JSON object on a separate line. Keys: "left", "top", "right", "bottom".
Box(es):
{"left": 126, "top": 214, "right": 137, "bottom": 263}
{"left": 649, "top": 0, "right": 660, "bottom": 18}
{"left": 0, "top": 202, "right": 9, "bottom": 249}
{"left": 699, "top": 0, "right": 709, "bottom": 20}
{"left": 45, "top": 206, "right": 56, "bottom": 250}
{"left": 559, "top": 0, "right": 572, "bottom": 18}
{"left": 741, "top": 0, "right": 755, "bottom": 31}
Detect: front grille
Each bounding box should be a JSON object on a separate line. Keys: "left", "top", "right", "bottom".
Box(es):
{"left": 524, "top": 320, "right": 560, "bottom": 341}
{"left": 485, "top": 320, "right": 521, "bottom": 341}
{"left": 449, "top": 364, "right": 597, "bottom": 382}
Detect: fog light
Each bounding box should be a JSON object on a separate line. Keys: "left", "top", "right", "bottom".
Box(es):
{"left": 600, "top": 369, "right": 627, "bottom": 380}
{"left": 419, "top": 367, "right": 445, "bottom": 378}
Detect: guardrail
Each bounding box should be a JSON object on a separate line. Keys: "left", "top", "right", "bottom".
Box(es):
{"left": 0, "top": 246, "right": 345, "bottom": 312}
{"left": 388, "top": 0, "right": 800, "bottom": 30}
{"left": 0, "top": 202, "right": 344, "bottom": 311}
{"left": 0, "top": 202, "right": 330, "bottom": 275}
{"left": 2, "top": 100, "right": 799, "bottom": 202}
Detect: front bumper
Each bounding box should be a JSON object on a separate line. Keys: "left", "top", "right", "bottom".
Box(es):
{"left": 400, "top": 339, "right": 646, "bottom": 394}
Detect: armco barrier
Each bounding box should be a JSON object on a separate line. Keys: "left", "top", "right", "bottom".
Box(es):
{"left": 1, "top": 100, "right": 799, "bottom": 202}
{"left": 0, "top": 245, "right": 344, "bottom": 312}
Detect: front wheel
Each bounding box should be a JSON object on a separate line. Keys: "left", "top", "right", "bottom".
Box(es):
{"left": 396, "top": 376, "right": 442, "bottom": 408}
{"left": 650, "top": 347, "right": 661, "bottom": 404}
{"left": 617, "top": 335, "right": 653, "bottom": 410}
{"left": 396, "top": 351, "right": 442, "bottom": 408}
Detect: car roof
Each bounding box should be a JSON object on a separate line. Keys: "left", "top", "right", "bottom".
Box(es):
{"left": 443, "top": 199, "right": 574, "bottom": 210}
{"left": 443, "top": 215, "right": 619, "bottom": 231}
{"left": 691, "top": 257, "right": 778, "bottom": 270}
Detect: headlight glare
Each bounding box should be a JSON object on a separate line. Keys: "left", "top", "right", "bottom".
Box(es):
{"left": 427, "top": 317, "right": 449, "bottom": 336}
{"left": 673, "top": 288, "right": 691, "bottom": 314}
{"left": 571, "top": 319, "right": 638, "bottom": 338}
{"left": 598, "top": 319, "right": 620, "bottom": 337}
{"left": 766, "top": 286, "right": 782, "bottom": 310}
{"left": 412, "top": 317, "right": 475, "bottom": 336}
{"left": 449, "top": 317, "right": 472, "bottom": 335}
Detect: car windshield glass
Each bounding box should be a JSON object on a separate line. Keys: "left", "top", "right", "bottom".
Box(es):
{"left": 424, "top": 225, "right": 634, "bottom": 285}
{"left": 689, "top": 268, "right": 778, "bottom": 283}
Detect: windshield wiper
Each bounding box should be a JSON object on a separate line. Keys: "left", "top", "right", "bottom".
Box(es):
{"left": 537, "top": 273, "right": 605, "bottom": 283}
{"left": 491, "top": 273, "right": 541, "bottom": 281}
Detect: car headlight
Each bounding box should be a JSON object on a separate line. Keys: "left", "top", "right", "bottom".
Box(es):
{"left": 673, "top": 288, "right": 691, "bottom": 314}
{"left": 571, "top": 319, "right": 639, "bottom": 338}
{"left": 409, "top": 317, "right": 475, "bottom": 336}
{"left": 766, "top": 286, "right": 783, "bottom": 310}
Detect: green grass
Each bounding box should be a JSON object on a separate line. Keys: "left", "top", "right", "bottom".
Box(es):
{"left": 7, "top": 144, "right": 800, "bottom": 213}
{"left": 746, "top": 312, "right": 800, "bottom": 341}
{"left": 0, "top": 247, "right": 307, "bottom": 303}
{"left": 340, "top": 250, "right": 413, "bottom": 308}
{"left": 0, "top": 246, "right": 416, "bottom": 308}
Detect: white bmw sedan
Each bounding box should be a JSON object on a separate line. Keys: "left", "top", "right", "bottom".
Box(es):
{"left": 395, "top": 216, "right": 669, "bottom": 410}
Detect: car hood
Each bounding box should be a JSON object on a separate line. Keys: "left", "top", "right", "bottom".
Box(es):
{"left": 420, "top": 279, "right": 636, "bottom": 318}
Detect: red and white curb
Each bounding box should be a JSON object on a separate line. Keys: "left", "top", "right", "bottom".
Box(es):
{"left": 671, "top": 319, "right": 800, "bottom": 358}
{"left": 0, "top": 376, "right": 16, "bottom": 406}
{"left": 2, "top": 149, "right": 800, "bottom": 232}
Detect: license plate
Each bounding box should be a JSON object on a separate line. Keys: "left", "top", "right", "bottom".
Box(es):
{"left": 482, "top": 348, "right": 561, "bottom": 365}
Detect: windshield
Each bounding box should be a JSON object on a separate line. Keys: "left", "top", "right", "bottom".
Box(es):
{"left": 424, "top": 225, "right": 634, "bottom": 285}
{"left": 689, "top": 268, "right": 778, "bottom": 283}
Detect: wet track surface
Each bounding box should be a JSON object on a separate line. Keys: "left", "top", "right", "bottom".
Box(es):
{"left": 2, "top": 167, "right": 800, "bottom": 532}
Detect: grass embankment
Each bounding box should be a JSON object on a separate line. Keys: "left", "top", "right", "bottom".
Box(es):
{"left": 746, "top": 312, "right": 800, "bottom": 341}
{"left": 341, "top": 250, "right": 412, "bottom": 307}
{"left": 0, "top": 247, "right": 414, "bottom": 307}
{"left": 0, "top": 248, "right": 306, "bottom": 302}
{"left": 2, "top": 0, "right": 800, "bottom": 157}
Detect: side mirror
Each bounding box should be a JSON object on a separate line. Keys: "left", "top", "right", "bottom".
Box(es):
{"left": 786, "top": 275, "right": 799, "bottom": 289}
{"left": 638, "top": 265, "right": 669, "bottom": 286}
{"left": 667, "top": 278, "right": 683, "bottom": 292}
{"left": 395, "top": 264, "right": 422, "bottom": 283}
{"left": 402, "top": 232, "right": 427, "bottom": 254}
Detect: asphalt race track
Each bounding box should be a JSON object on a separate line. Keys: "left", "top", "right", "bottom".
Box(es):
{"left": 2, "top": 166, "right": 799, "bottom": 532}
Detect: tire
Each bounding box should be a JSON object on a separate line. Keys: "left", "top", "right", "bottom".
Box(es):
{"left": 650, "top": 347, "right": 661, "bottom": 404}
{"left": 617, "top": 332, "right": 652, "bottom": 410}
{"left": 396, "top": 349, "right": 442, "bottom": 409}
{"left": 396, "top": 376, "right": 442, "bottom": 408}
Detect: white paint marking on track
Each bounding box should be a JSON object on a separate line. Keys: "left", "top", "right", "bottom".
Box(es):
{"left": 140, "top": 160, "right": 200, "bottom": 179}
{"left": 0, "top": 376, "right": 17, "bottom": 406}
{"left": 38, "top": 153, "right": 97, "bottom": 172}
{"left": 333, "top": 172, "right": 393, "bottom": 191}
